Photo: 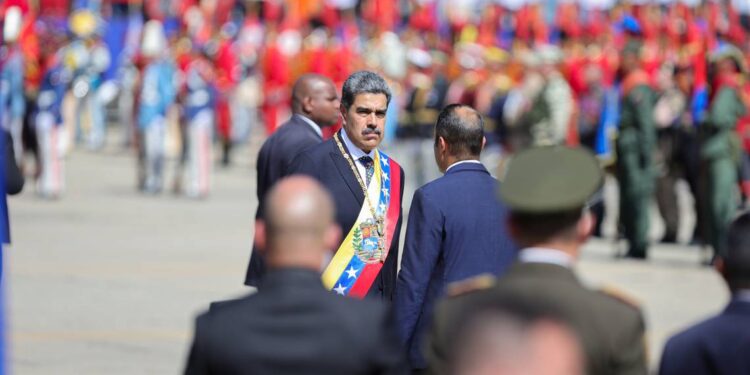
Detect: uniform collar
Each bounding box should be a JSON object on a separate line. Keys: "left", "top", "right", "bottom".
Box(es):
{"left": 445, "top": 160, "right": 483, "bottom": 173}
{"left": 294, "top": 114, "right": 323, "bottom": 138}
{"left": 508, "top": 261, "right": 580, "bottom": 285}
{"left": 259, "top": 268, "right": 323, "bottom": 290}
{"left": 340, "top": 129, "right": 376, "bottom": 160}
{"left": 518, "top": 247, "right": 575, "bottom": 268}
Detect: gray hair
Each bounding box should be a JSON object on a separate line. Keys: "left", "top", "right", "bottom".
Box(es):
{"left": 340, "top": 71, "right": 392, "bottom": 110}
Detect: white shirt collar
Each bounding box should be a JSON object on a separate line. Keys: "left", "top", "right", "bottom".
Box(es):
{"left": 446, "top": 160, "right": 482, "bottom": 172}
{"left": 736, "top": 290, "right": 750, "bottom": 303}
{"left": 295, "top": 114, "right": 323, "bottom": 138}
{"left": 340, "top": 129, "right": 376, "bottom": 160}
{"left": 518, "top": 247, "right": 575, "bottom": 268}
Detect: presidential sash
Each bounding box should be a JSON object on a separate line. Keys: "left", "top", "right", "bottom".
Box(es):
{"left": 322, "top": 150, "right": 401, "bottom": 298}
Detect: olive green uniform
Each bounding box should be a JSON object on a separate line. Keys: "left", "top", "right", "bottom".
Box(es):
{"left": 701, "top": 85, "right": 745, "bottom": 257}
{"left": 617, "top": 82, "right": 657, "bottom": 258}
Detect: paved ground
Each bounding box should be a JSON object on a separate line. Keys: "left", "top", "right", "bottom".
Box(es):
{"left": 6, "top": 138, "right": 728, "bottom": 374}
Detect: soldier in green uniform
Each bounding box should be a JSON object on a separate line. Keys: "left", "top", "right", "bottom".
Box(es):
{"left": 702, "top": 45, "right": 747, "bottom": 259}
{"left": 425, "top": 147, "right": 648, "bottom": 375}
{"left": 616, "top": 42, "right": 657, "bottom": 259}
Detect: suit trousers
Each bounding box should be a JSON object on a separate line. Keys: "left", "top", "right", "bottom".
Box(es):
{"left": 35, "top": 111, "right": 65, "bottom": 197}
{"left": 185, "top": 110, "right": 213, "bottom": 198}
{"left": 143, "top": 117, "right": 166, "bottom": 193}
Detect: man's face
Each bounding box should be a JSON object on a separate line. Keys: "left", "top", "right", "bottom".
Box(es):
{"left": 308, "top": 82, "right": 341, "bottom": 127}
{"left": 341, "top": 93, "right": 388, "bottom": 153}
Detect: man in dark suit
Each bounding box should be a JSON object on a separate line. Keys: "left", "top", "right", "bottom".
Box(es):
{"left": 185, "top": 176, "right": 407, "bottom": 375}
{"left": 659, "top": 211, "right": 750, "bottom": 375}
{"left": 394, "top": 104, "right": 517, "bottom": 372}
{"left": 427, "top": 147, "right": 648, "bottom": 375}
{"left": 245, "top": 74, "right": 340, "bottom": 287}
{"left": 290, "top": 71, "right": 405, "bottom": 300}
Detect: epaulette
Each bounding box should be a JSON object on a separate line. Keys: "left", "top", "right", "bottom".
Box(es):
{"left": 446, "top": 274, "right": 496, "bottom": 297}
{"left": 598, "top": 285, "right": 641, "bottom": 310}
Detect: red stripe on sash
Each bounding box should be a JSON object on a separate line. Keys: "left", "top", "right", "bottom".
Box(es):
{"left": 385, "top": 159, "right": 402, "bottom": 249}
{"left": 348, "top": 264, "right": 380, "bottom": 298}
{"left": 347, "top": 160, "right": 402, "bottom": 298}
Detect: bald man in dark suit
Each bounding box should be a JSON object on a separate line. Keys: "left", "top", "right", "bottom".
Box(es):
{"left": 187, "top": 176, "right": 407, "bottom": 375}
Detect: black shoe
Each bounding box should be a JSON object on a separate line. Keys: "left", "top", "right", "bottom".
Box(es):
{"left": 661, "top": 232, "right": 678, "bottom": 244}
{"left": 625, "top": 249, "right": 648, "bottom": 260}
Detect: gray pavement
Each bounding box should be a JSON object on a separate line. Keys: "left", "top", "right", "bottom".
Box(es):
{"left": 6, "top": 140, "right": 728, "bottom": 374}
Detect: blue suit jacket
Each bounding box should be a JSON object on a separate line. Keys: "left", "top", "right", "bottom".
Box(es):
{"left": 245, "top": 115, "right": 323, "bottom": 286}
{"left": 394, "top": 162, "right": 517, "bottom": 369}
{"left": 659, "top": 298, "right": 750, "bottom": 375}
{"left": 288, "top": 132, "right": 405, "bottom": 300}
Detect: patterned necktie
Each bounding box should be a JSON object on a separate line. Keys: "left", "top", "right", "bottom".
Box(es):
{"left": 359, "top": 156, "right": 374, "bottom": 187}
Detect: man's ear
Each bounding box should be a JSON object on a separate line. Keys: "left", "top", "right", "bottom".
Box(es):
{"left": 481, "top": 136, "right": 487, "bottom": 151}
{"left": 254, "top": 220, "right": 267, "bottom": 254}
{"left": 438, "top": 136, "right": 448, "bottom": 154}
{"left": 340, "top": 105, "right": 348, "bottom": 123}
{"left": 577, "top": 211, "right": 594, "bottom": 241}
{"left": 302, "top": 96, "right": 314, "bottom": 114}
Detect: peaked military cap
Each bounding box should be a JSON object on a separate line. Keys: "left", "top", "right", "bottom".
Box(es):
{"left": 710, "top": 44, "right": 748, "bottom": 74}
{"left": 499, "top": 146, "right": 603, "bottom": 213}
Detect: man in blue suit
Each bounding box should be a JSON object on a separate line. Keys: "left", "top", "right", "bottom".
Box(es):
{"left": 660, "top": 210, "right": 750, "bottom": 375}
{"left": 394, "top": 104, "right": 517, "bottom": 372}
{"left": 245, "top": 74, "right": 341, "bottom": 287}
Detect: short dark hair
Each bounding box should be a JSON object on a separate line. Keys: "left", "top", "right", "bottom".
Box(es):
{"left": 725, "top": 211, "right": 750, "bottom": 291}
{"left": 340, "top": 71, "right": 392, "bottom": 110}
{"left": 509, "top": 209, "right": 583, "bottom": 247}
{"left": 446, "top": 291, "right": 576, "bottom": 374}
{"left": 435, "top": 104, "right": 484, "bottom": 157}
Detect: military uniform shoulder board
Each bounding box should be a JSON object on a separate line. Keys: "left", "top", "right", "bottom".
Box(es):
{"left": 598, "top": 285, "right": 641, "bottom": 309}
{"left": 446, "top": 274, "right": 496, "bottom": 297}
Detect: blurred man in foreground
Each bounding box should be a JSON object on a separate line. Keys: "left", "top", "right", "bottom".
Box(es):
{"left": 427, "top": 147, "right": 647, "bottom": 375}
{"left": 659, "top": 210, "right": 750, "bottom": 375}
{"left": 447, "top": 296, "right": 584, "bottom": 375}
{"left": 185, "top": 176, "right": 406, "bottom": 375}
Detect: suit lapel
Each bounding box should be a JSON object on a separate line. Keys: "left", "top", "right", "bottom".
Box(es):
{"left": 329, "top": 133, "right": 365, "bottom": 205}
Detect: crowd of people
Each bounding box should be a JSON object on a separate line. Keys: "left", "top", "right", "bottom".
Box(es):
{"left": 2, "top": 0, "right": 750, "bottom": 253}
{"left": 2, "top": 0, "right": 750, "bottom": 373}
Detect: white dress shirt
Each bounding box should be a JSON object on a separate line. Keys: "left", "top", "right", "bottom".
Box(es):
{"left": 518, "top": 247, "right": 575, "bottom": 268}
{"left": 445, "top": 160, "right": 482, "bottom": 173}
{"left": 340, "top": 129, "right": 377, "bottom": 185}
{"left": 340, "top": 130, "right": 381, "bottom": 204}
{"left": 295, "top": 114, "right": 322, "bottom": 138}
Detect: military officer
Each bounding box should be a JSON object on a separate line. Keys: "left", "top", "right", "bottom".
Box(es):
{"left": 426, "top": 146, "right": 648, "bottom": 375}
{"left": 616, "top": 41, "right": 658, "bottom": 259}
{"left": 701, "top": 45, "right": 747, "bottom": 259}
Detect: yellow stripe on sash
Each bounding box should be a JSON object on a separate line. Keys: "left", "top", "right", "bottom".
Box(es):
{"left": 322, "top": 152, "right": 383, "bottom": 289}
